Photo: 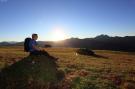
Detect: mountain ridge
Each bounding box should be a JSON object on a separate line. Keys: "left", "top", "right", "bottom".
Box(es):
{"left": 0, "top": 34, "right": 135, "bottom": 52}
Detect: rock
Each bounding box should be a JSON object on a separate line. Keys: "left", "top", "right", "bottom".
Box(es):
{"left": 0, "top": 55, "right": 64, "bottom": 89}
{"left": 76, "top": 48, "right": 95, "bottom": 56}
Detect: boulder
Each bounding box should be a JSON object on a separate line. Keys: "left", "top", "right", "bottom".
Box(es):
{"left": 76, "top": 48, "right": 95, "bottom": 56}
{"left": 0, "top": 55, "right": 64, "bottom": 89}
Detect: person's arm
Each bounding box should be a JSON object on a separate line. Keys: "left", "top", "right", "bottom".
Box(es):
{"left": 32, "top": 45, "right": 41, "bottom": 51}
{"left": 31, "top": 40, "right": 42, "bottom": 51}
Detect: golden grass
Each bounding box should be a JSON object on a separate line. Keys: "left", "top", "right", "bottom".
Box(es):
{"left": 0, "top": 46, "right": 134, "bottom": 89}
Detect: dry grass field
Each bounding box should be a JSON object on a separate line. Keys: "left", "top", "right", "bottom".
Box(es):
{"left": 0, "top": 46, "right": 134, "bottom": 89}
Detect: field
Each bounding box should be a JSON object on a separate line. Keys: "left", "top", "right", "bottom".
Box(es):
{"left": 0, "top": 46, "right": 135, "bottom": 89}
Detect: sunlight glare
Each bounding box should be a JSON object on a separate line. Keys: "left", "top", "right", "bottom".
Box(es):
{"left": 51, "top": 27, "right": 66, "bottom": 41}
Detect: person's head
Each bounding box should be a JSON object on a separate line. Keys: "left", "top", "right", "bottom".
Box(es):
{"left": 32, "top": 34, "right": 38, "bottom": 40}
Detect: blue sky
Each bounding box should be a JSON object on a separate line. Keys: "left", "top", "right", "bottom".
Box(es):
{"left": 0, "top": 0, "right": 135, "bottom": 41}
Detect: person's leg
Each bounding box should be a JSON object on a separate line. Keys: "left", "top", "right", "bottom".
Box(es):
{"left": 30, "top": 50, "right": 41, "bottom": 55}
{"left": 30, "top": 50, "right": 58, "bottom": 61}
{"left": 40, "top": 50, "right": 58, "bottom": 61}
{"left": 40, "top": 50, "right": 50, "bottom": 56}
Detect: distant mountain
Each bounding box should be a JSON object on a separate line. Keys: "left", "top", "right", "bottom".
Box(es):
{"left": 0, "top": 42, "right": 11, "bottom": 46}
{"left": 9, "top": 41, "right": 18, "bottom": 44}
{"left": 0, "top": 41, "right": 55, "bottom": 47}
{"left": 95, "top": 34, "right": 110, "bottom": 40}
{"left": 0, "top": 41, "right": 18, "bottom": 46}
{"left": 0, "top": 34, "right": 135, "bottom": 52}
{"left": 53, "top": 34, "right": 135, "bottom": 52}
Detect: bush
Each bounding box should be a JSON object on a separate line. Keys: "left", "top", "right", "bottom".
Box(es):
{"left": 44, "top": 44, "right": 52, "bottom": 48}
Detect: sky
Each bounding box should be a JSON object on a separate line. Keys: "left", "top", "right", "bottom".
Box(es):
{"left": 0, "top": 0, "right": 135, "bottom": 41}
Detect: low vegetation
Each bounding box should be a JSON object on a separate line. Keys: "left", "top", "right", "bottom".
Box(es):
{"left": 0, "top": 46, "right": 134, "bottom": 89}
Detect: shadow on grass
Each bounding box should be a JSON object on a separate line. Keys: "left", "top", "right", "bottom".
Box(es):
{"left": 92, "top": 54, "right": 108, "bottom": 59}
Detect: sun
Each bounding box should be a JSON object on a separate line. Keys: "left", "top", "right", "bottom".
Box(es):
{"left": 51, "top": 28, "right": 66, "bottom": 41}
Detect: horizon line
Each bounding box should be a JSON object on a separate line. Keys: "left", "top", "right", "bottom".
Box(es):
{"left": 0, "top": 34, "right": 135, "bottom": 42}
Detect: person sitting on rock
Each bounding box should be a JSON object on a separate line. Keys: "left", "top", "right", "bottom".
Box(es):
{"left": 27, "top": 33, "right": 58, "bottom": 60}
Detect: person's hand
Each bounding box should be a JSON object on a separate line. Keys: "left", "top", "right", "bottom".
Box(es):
{"left": 41, "top": 49, "right": 45, "bottom": 51}
{"left": 38, "top": 47, "right": 42, "bottom": 51}
{"left": 39, "top": 47, "right": 44, "bottom": 51}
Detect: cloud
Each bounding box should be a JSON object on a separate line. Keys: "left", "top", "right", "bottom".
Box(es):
{"left": 0, "top": 0, "right": 8, "bottom": 3}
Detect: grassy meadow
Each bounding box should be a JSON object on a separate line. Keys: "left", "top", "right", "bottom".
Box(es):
{"left": 0, "top": 46, "right": 134, "bottom": 89}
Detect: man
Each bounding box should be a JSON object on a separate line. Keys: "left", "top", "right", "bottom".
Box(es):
{"left": 29, "top": 34, "right": 58, "bottom": 60}
{"left": 29, "top": 34, "right": 43, "bottom": 54}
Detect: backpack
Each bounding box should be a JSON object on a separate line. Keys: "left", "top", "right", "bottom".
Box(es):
{"left": 24, "top": 38, "right": 32, "bottom": 52}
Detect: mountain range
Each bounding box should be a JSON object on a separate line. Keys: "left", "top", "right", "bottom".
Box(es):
{"left": 0, "top": 34, "right": 135, "bottom": 52}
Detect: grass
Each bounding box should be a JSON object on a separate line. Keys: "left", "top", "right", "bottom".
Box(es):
{"left": 0, "top": 46, "right": 135, "bottom": 89}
